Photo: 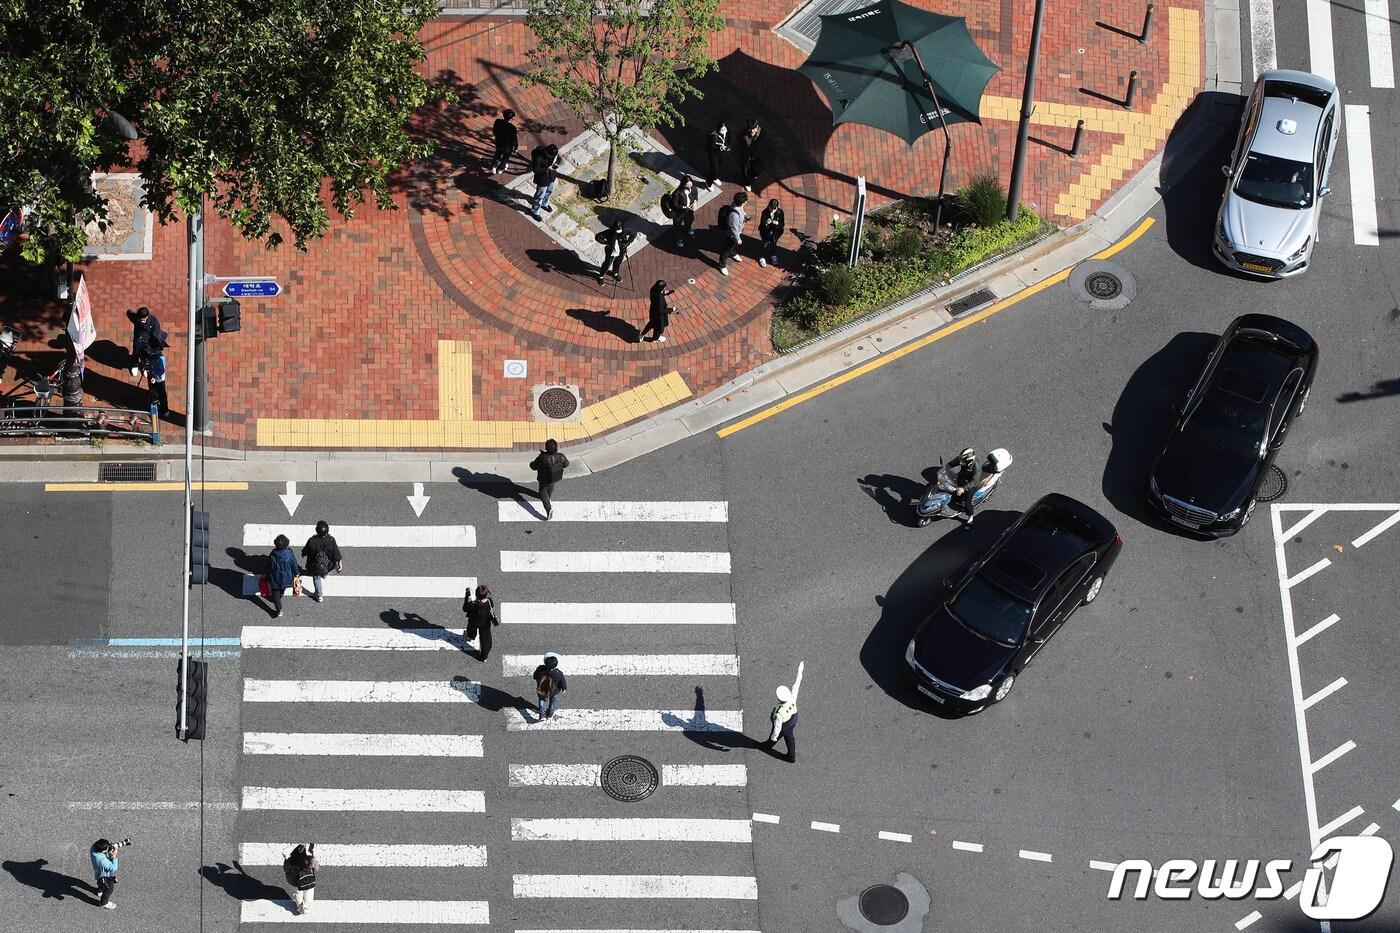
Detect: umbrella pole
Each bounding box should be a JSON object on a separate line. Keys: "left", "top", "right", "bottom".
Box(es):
{"left": 905, "top": 43, "right": 954, "bottom": 232}
{"left": 1006, "top": 0, "right": 1048, "bottom": 222}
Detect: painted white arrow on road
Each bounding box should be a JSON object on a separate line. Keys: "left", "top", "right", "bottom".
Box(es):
{"left": 407, "top": 482, "right": 430, "bottom": 518}
{"left": 278, "top": 481, "right": 302, "bottom": 517}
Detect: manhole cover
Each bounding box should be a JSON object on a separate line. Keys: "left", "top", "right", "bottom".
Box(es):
{"left": 1068, "top": 259, "right": 1136, "bottom": 310}
{"left": 1084, "top": 271, "right": 1123, "bottom": 300}
{"left": 538, "top": 386, "right": 579, "bottom": 419}
{"left": 858, "top": 885, "right": 909, "bottom": 925}
{"left": 1256, "top": 464, "right": 1288, "bottom": 502}
{"left": 600, "top": 755, "right": 659, "bottom": 801}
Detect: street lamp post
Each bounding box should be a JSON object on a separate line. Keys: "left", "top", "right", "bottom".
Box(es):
{"left": 1005, "top": 0, "right": 1049, "bottom": 222}
{"left": 890, "top": 41, "right": 954, "bottom": 232}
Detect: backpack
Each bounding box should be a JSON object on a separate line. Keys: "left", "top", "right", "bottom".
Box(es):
{"left": 309, "top": 547, "right": 332, "bottom": 576}
{"left": 715, "top": 204, "right": 733, "bottom": 231}
{"left": 659, "top": 191, "right": 676, "bottom": 219}
{"left": 536, "top": 672, "right": 557, "bottom": 700}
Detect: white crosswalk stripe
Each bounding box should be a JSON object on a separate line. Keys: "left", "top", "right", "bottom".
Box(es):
{"left": 242, "top": 787, "right": 486, "bottom": 812}
{"left": 505, "top": 709, "right": 744, "bottom": 731}
{"left": 499, "top": 500, "right": 728, "bottom": 522}
{"left": 502, "top": 654, "right": 739, "bottom": 676}
{"left": 508, "top": 764, "right": 747, "bottom": 786}
{"left": 1364, "top": 0, "right": 1395, "bottom": 87}
{"left": 511, "top": 818, "right": 753, "bottom": 842}
{"left": 1307, "top": 0, "right": 1335, "bottom": 82}
{"left": 241, "top": 899, "right": 489, "bottom": 923}
{"left": 243, "top": 732, "right": 483, "bottom": 757}
{"left": 512, "top": 875, "right": 759, "bottom": 899}
{"left": 244, "top": 679, "right": 482, "bottom": 703}
{"left": 243, "top": 524, "right": 477, "bottom": 547}
{"left": 1344, "top": 106, "right": 1381, "bottom": 246}
{"left": 501, "top": 550, "right": 731, "bottom": 573}
{"left": 243, "top": 626, "right": 471, "bottom": 650}
{"left": 503, "top": 602, "right": 736, "bottom": 625}
{"left": 239, "top": 843, "right": 487, "bottom": 867}
{"left": 241, "top": 573, "right": 475, "bottom": 598}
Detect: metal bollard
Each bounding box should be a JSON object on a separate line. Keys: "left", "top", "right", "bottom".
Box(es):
{"left": 1139, "top": 3, "right": 1154, "bottom": 44}
{"left": 1124, "top": 71, "right": 1139, "bottom": 110}
{"left": 149, "top": 402, "right": 160, "bottom": 445}
{"left": 1070, "top": 120, "right": 1086, "bottom": 158}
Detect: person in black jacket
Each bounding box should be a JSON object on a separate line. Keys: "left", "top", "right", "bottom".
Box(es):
{"left": 128, "top": 306, "right": 164, "bottom": 376}
{"left": 738, "top": 118, "right": 763, "bottom": 191}
{"left": 462, "top": 583, "right": 499, "bottom": 661}
{"left": 669, "top": 176, "right": 699, "bottom": 249}
{"left": 529, "top": 144, "right": 559, "bottom": 220}
{"left": 300, "top": 520, "right": 343, "bottom": 604}
{"left": 704, "top": 121, "right": 729, "bottom": 189}
{"left": 758, "top": 199, "right": 785, "bottom": 267}
{"left": 639, "top": 280, "right": 675, "bottom": 343}
{"left": 529, "top": 438, "right": 568, "bottom": 519}
{"left": 594, "top": 218, "right": 637, "bottom": 282}
{"left": 532, "top": 652, "right": 567, "bottom": 719}
{"left": 489, "top": 109, "right": 518, "bottom": 174}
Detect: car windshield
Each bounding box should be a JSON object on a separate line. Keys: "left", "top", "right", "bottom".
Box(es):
{"left": 1234, "top": 152, "right": 1314, "bottom": 209}
{"left": 1184, "top": 395, "right": 1266, "bottom": 455}
{"left": 949, "top": 575, "right": 1032, "bottom": 647}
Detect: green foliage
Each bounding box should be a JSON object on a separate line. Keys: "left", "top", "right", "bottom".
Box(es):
{"left": 889, "top": 226, "right": 922, "bottom": 261}
{"left": 0, "top": 0, "right": 444, "bottom": 264}
{"left": 953, "top": 174, "right": 1009, "bottom": 228}
{"left": 820, "top": 265, "right": 857, "bottom": 306}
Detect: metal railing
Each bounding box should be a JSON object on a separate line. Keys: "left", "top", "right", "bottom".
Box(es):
{"left": 0, "top": 402, "right": 160, "bottom": 443}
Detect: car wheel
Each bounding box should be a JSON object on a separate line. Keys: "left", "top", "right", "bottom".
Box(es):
{"left": 1296, "top": 387, "right": 1309, "bottom": 416}
{"left": 991, "top": 673, "right": 1015, "bottom": 704}
{"left": 1083, "top": 576, "right": 1104, "bottom": 604}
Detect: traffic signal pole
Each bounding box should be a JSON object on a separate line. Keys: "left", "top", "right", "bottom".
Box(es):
{"left": 179, "top": 200, "right": 203, "bottom": 741}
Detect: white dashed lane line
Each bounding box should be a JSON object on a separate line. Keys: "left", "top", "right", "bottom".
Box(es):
{"left": 751, "top": 812, "right": 780, "bottom": 824}
{"left": 1088, "top": 860, "right": 1118, "bottom": 872}
{"left": 1235, "top": 909, "right": 1262, "bottom": 930}
{"left": 810, "top": 821, "right": 840, "bottom": 834}
{"left": 951, "top": 841, "right": 984, "bottom": 853}
{"left": 877, "top": 831, "right": 912, "bottom": 843}
{"left": 1018, "top": 850, "right": 1053, "bottom": 863}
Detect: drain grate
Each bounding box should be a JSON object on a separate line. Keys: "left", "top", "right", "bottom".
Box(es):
{"left": 537, "top": 387, "right": 579, "bottom": 420}
{"left": 1256, "top": 464, "right": 1288, "bottom": 502}
{"left": 946, "top": 287, "right": 996, "bottom": 317}
{"left": 600, "top": 755, "right": 659, "bottom": 802}
{"left": 858, "top": 884, "right": 909, "bottom": 925}
{"left": 99, "top": 461, "right": 156, "bottom": 482}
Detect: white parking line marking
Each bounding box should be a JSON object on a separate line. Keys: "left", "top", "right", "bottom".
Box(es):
{"left": 1345, "top": 106, "right": 1381, "bottom": 246}
{"left": 242, "top": 627, "right": 470, "bottom": 651}
{"left": 511, "top": 819, "right": 752, "bottom": 843}
{"left": 243, "top": 732, "right": 483, "bottom": 757}
{"left": 514, "top": 930, "right": 760, "bottom": 933}
{"left": 242, "top": 787, "right": 486, "bottom": 812}
{"left": 1285, "top": 558, "right": 1331, "bottom": 589}
{"left": 1248, "top": 0, "right": 1276, "bottom": 78}
{"left": 1310, "top": 741, "right": 1357, "bottom": 773}
{"left": 752, "top": 813, "right": 780, "bottom": 824}
{"left": 952, "top": 841, "right": 983, "bottom": 853}
{"left": 878, "top": 831, "right": 912, "bottom": 843}
{"left": 242, "top": 899, "right": 489, "bottom": 923}
{"left": 1294, "top": 613, "right": 1340, "bottom": 647}
{"left": 502, "top": 654, "right": 739, "bottom": 676}
{"left": 1352, "top": 509, "right": 1400, "bottom": 548}
{"left": 1019, "top": 850, "right": 1053, "bottom": 863}
{"left": 498, "top": 501, "right": 728, "bottom": 522}
{"left": 1364, "top": 0, "right": 1396, "bottom": 87}
{"left": 245, "top": 679, "right": 481, "bottom": 704}
{"left": 501, "top": 551, "right": 731, "bottom": 573}
{"left": 505, "top": 709, "right": 743, "bottom": 732}
{"left": 1307, "top": 0, "right": 1336, "bottom": 82}
{"left": 241, "top": 573, "right": 475, "bottom": 598}
{"left": 239, "top": 843, "right": 486, "bottom": 867}
{"left": 1089, "top": 860, "right": 1118, "bottom": 872}
{"left": 503, "top": 603, "right": 737, "bottom": 625}
{"left": 1361, "top": 822, "right": 1381, "bottom": 836}
{"left": 810, "top": 821, "right": 841, "bottom": 833}
{"left": 1236, "top": 910, "right": 1262, "bottom": 930}
{"left": 1303, "top": 677, "right": 1347, "bottom": 710}
{"left": 1281, "top": 507, "right": 1328, "bottom": 541}
{"left": 1277, "top": 503, "right": 1400, "bottom": 510}
{"left": 243, "top": 524, "right": 476, "bottom": 547}
{"left": 1316, "top": 805, "right": 1366, "bottom": 837}
{"left": 1284, "top": 879, "right": 1304, "bottom": 899}
{"left": 512, "top": 875, "right": 758, "bottom": 899}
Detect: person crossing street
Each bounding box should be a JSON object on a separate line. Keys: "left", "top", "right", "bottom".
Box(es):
{"left": 763, "top": 662, "right": 803, "bottom": 762}
{"left": 300, "top": 521, "right": 343, "bottom": 603}
{"left": 462, "top": 583, "right": 499, "bottom": 661}
{"left": 529, "top": 438, "right": 568, "bottom": 520}
{"left": 533, "top": 652, "right": 568, "bottom": 719}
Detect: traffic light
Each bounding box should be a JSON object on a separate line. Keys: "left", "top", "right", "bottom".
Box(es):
{"left": 198, "top": 304, "right": 219, "bottom": 341}
{"left": 190, "top": 509, "right": 209, "bottom": 585}
{"left": 177, "top": 658, "right": 208, "bottom": 741}
{"left": 217, "top": 299, "right": 241, "bottom": 333}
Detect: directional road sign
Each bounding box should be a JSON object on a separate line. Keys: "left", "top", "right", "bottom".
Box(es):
{"left": 222, "top": 280, "right": 281, "bottom": 298}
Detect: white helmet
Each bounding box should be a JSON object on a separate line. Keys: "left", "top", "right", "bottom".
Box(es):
{"left": 775, "top": 685, "right": 793, "bottom": 702}
{"left": 987, "top": 448, "right": 1012, "bottom": 472}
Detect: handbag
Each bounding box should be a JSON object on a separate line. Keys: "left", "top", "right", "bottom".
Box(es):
{"left": 292, "top": 576, "right": 302, "bottom": 597}
{"left": 258, "top": 575, "right": 271, "bottom": 598}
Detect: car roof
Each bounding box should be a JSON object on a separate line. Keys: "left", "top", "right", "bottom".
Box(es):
{"left": 1251, "top": 94, "right": 1323, "bottom": 162}
{"left": 979, "top": 495, "right": 1113, "bottom": 600}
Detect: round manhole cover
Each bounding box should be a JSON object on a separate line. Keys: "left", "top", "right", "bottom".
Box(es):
{"left": 600, "top": 755, "right": 659, "bottom": 801}
{"left": 538, "top": 386, "right": 579, "bottom": 419}
{"left": 858, "top": 884, "right": 909, "bottom": 925}
{"left": 1084, "top": 271, "right": 1123, "bottom": 300}
{"left": 1256, "top": 464, "right": 1288, "bottom": 502}
{"left": 1069, "top": 260, "right": 1136, "bottom": 310}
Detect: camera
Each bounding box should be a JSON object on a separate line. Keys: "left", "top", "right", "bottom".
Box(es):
{"left": 115, "top": 837, "right": 133, "bottom": 849}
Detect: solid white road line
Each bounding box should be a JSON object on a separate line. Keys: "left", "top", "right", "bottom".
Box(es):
{"left": 1307, "top": 0, "right": 1335, "bottom": 82}
{"left": 1293, "top": 613, "right": 1340, "bottom": 647}
{"left": 242, "top": 627, "right": 469, "bottom": 651}
{"left": 499, "top": 501, "right": 728, "bottom": 522}
{"left": 1310, "top": 740, "right": 1357, "bottom": 773}
{"left": 244, "top": 679, "right": 480, "bottom": 704}
{"left": 512, "top": 875, "right": 758, "bottom": 899}
{"left": 506, "top": 709, "right": 743, "bottom": 732}
{"left": 1280, "top": 507, "right": 1328, "bottom": 541}
{"left": 1089, "top": 860, "right": 1118, "bottom": 872}
{"left": 1019, "top": 850, "right": 1053, "bottom": 863}
{"left": 67, "top": 801, "right": 237, "bottom": 810}
{"left": 1248, "top": 0, "right": 1276, "bottom": 78}
{"left": 1345, "top": 106, "right": 1381, "bottom": 246}
{"left": 952, "top": 841, "right": 983, "bottom": 853}
{"left": 239, "top": 843, "right": 486, "bottom": 867}
{"left": 1235, "top": 910, "right": 1262, "bottom": 930}
{"left": 242, "top": 732, "right": 482, "bottom": 757}
{"left": 1317, "top": 805, "right": 1366, "bottom": 837}
{"left": 242, "top": 524, "right": 476, "bottom": 547}
{"left": 241, "top": 787, "right": 485, "bottom": 812}
{"left": 1364, "top": 0, "right": 1396, "bottom": 87}
{"left": 1361, "top": 822, "right": 1381, "bottom": 836}
{"left": 1352, "top": 509, "right": 1400, "bottom": 548}
{"left": 878, "top": 831, "right": 912, "bottom": 843}
{"left": 511, "top": 818, "right": 752, "bottom": 842}
{"left": 507, "top": 764, "right": 746, "bottom": 786}
{"left": 1285, "top": 558, "right": 1331, "bottom": 589}
{"left": 241, "top": 899, "right": 488, "bottom": 923}
{"left": 502, "top": 654, "right": 739, "bottom": 676}
{"left": 1302, "top": 677, "right": 1347, "bottom": 710}
{"left": 501, "top": 551, "right": 731, "bottom": 573}
{"left": 241, "top": 574, "right": 475, "bottom": 598}
{"left": 810, "top": 821, "right": 840, "bottom": 833}
{"left": 752, "top": 812, "right": 780, "bottom": 824}
{"left": 503, "top": 602, "right": 736, "bottom": 625}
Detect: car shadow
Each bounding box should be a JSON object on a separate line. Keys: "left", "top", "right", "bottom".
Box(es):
{"left": 859, "top": 509, "right": 1021, "bottom": 717}
{"left": 856, "top": 467, "right": 941, "bottom": 527}
{"left": 1159, "top": 90, "right": 1250, "bottom": 274}
{"left": 1, "top": 858, "right": 100, "bottom": 904}
{"left": 1102, "top": 332, "right": 1218, "bottom": 531}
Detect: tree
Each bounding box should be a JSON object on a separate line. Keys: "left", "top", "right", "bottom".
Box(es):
{"left": 0, "top": 0, "right": 445, "bottom": 264}
{"left": 523, "top": 0, "right": 725, "bottom": 199}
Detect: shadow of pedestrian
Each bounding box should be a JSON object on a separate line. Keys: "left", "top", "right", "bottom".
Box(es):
{"left": 83, "top": 339, "right": 130, "bottom": 370}
{"left": 451, "top": 468, "right": 536, "bottom": 502}
{"left": 2, "top": 858, "right": 100, "bottom": 904}
{"left": 566, "top": 308, "right": 640, "bottom": 344}
{"left": 380, "top": 609, "right": 470, "bottom": 651}
{"left": 662, "top": 686, "right": 763, "bottom": 752}
{"left": 857, "top": 471, "right": 937, "bottom": 526}
{"left": 199, "top": 861, "right": 287, "bottom": 902}
{"left": 470, "top": 679, "right": 533, "bottom": 717}
{"left": 1337, "top": 376, "right": 1400, "bottom": 403}
{"left": 523, "top": 247, "right": 612, "bottom": 289}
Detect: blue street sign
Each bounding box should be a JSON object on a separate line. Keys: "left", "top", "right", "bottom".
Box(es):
{"left": 222, "top": 280, "right": 281, "bottom": 298}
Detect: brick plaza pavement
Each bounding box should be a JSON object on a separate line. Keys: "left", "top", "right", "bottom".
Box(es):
{"left": 1, "top": 0, "right": 1202, "bottom": 451}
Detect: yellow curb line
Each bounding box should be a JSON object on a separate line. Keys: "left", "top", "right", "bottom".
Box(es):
{"left": 44, "top": 482, "right": 250, "bottom": 493}
{"left": 716, "top": 217, "right": 1156, "bottom": 439}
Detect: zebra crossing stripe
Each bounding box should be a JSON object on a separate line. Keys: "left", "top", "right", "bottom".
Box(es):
{"left": 507, "top": 764, "right": 747, "bottom": 786}
{"left": 499, "top": 501, "right": 729, "bottom": 522}
{"left": 240, "top": 899, "right": 489, "bottom": 923}
{"left": 503, "top": 603, "right": 736, "bottom": 625}
{"left": 510, "top": 818, "right": 752, "bottom": 842}
{"left": 242, "top": 732, "right": 483, "bottom": 757}
{"left": 514, "top": 930, "right": 761, "bottom": 933}
{"left": 663, "top": 764, "right": 747, "bottom": 786}
{"left": 239, "top": 843, "right": 486, "bottom": 867}
{"left": 1364, "top": 0, "right": 1395, "bottom": 87}
{"left": 1307, "top": 0, "right": 1335, "bottom": 82}
{"left": 1345, "top": 106, "right": 1381, "bottom": 246}
{"left": 1248, "top": 0, "right": 1276, "bottom": 77}
{"left": 240, "top": 574, "right": 475, "bottom": 598}
{"left": 502, "top": 551, "right": 730, "bottom": 573}
{"left": 512, "top": 875, "right": 759, "bottom": 899}
{"left": 505, "top": 709, "right": 743, "bottom": 732}
{"left": 242, "top": 524, "right": 476, "bottom": 547}
{"left": 502, "top": 654, "right": 739, "bottom": 676}
{"left": 242, "top": 626, "right": 470, "bottom": 651}
{"left": 244, "top": 679, "right": 481, "bottom": 704}
{"left": 241, "top": 787, "right": 485, "bottom": 812}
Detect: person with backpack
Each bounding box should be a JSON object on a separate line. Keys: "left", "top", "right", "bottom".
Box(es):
{"left": 528, "top": 438, "right": 569, "bottom": 520}
{"left": 533, "top": 652, "right": 567, "bottom": 719}
{"left": 282, "top": 844, "right": 318, "bottom": 915}
{"left": 594, "top": 218, "right": 637, "bottom": 282}
{"left": 300, "top": 521, "right": 343, "bottom": 604}
{"left": 704, "top": 121, "right": 729, "bottom": 189}
{"left": 489, "top": 108, "right": 519, "bottom": 174}
{"left": 462, "top": 583, "right": 499, "bottom": 661}
{"left": 758, "top": 198, "right": 786, "bottom": 268}
{"left": 264, "top": 534, "right": 303, "bottom": 619}
{"left": 529, "top": 143, "right": 559, "bottom": 221}
{"left": 717, "top": 192, "right": 748, "bottom": 277}
{"left": 667, "top": 176, "right": 699, "bottom": 249}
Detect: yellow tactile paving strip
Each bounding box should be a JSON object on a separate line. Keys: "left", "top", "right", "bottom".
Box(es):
{"left": 255, "top": 342, "right": 692, "bottom": 449}
{"left": 980, "top": 7, "right": 1202, "bottom": 221}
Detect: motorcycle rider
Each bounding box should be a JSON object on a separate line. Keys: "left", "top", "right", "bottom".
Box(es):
{"left": 949, "top": 447, "right": 983, "bottom": 524}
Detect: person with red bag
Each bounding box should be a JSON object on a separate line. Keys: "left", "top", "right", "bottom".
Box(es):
{"left": 263, "top": 534, "right": 303, "bottom": 618}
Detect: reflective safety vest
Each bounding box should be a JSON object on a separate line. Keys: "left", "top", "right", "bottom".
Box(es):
{"left": 768, "top": 701, "right": 797, "bottom": 741}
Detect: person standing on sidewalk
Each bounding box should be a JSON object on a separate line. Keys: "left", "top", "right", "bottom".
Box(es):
{"left": 594, "top": 218, "right": 637, "bottom": 282}
{"left": 718, "top": 192, "right": 748, "bottom": 277}
{"left": 462, "top": 583, "right": 499, "bottom": 661}
{"left": 758, "top": 199, "right": 786, "bottom": 268}
{"left": 670, "top": 175, "right": 699, "bottom": 249}
{"left": 704, "top": 121, "right": 729, "bottom": 189}
{"left": 90, "top": 838, "right": 121, "bottom": 909}
{"left": 265, "top": 534, "right": 303, "bottom": 619}
{"left": 738, "top": 117, "right": 763, "bottom": 192}
{"left": 639, "top": 280, "right": 675, "bottom": 343}
{"left": 128, "top": 307, "right": 164, "bottom": 376}
{"left": 282, "top": 844, "right": 318, "bottom": 915}
{"left": 489, "top": 109, "right": 519, "bottom": 174}
{"left": 763, "top": 662, "right": 803, "bottom": 762}
{"left": 144, "top": 338, "right": 169, "bottom": 418}
{"left": 529, "top": 143, "right": 559, "bottom": 220}
{"left": 529, "top": 439, "right": 568, "bottom": 520}
{"left": 300, "top": 521, "right": 343, "bottom": 604}
{"left": 533, "top": 652, "right": 567, "bottom": 719}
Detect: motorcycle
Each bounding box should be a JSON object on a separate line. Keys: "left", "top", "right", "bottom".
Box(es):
{"left": 915, "top": 448, "right": 1012, "bottom": 526}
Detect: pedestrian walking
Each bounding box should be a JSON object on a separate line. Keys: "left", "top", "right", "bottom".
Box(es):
{"left": 763, "top": 662, "right": 803, "bottom": 762}
{"left": 704, "top": 121, "right": 729, "bottom": 189}
{"left": 462, "top": 583, "right": 499, "bottom": 661}
{"left": 144, "top": 338, "right": 169, "bottom": 418}
{"left": 758, "top": 199, "right": 786, "bottom": 268}
{"left": 639, "top": 280, "right": 675, "bottom": 343}
{"left": 669, "top": 176, "right": 700, "bottom": 249}
{"left": 489, "top": 108, "right": 519, "bottom": 174}
{"left": 594, "top": 218, "right": 637, "bottom": 282}
{"left": 533, "top": 652, "right": 567, "bottom": 719}
{"left": 300, "top": 521, "right": 343, "bottom": 604}
{"left": 717, "top": 192, "right": 749, "bottom": 277}
{"left": 529, "top": 143, "right": 559, "bottom": 220}
{"left": 90, "top": 838, "right": 121, "bottom": 909}
{"left": 739, "top": 118, "right": 763, "bottom": 191}
{"left": 263, "top": 533, "right": 303, "bottom": 618}
{"left": 528, "top": 438, "right": 568, "bottom": 520}
{"left": 128, "top": 307, "right": 165, "bottom": 376}
{"left": 282, "top": 844, "right": 318, "bottom": 915}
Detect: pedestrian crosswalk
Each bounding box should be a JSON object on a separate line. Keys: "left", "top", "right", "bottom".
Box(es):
{"left": 235, "top": 496, "right": 758, "bottom": 931}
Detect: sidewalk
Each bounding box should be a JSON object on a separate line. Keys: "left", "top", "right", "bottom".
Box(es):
{"left": 0, "top": 0, "right": 1207, "bottom": 458}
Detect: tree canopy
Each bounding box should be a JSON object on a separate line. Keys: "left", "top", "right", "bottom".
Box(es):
{"left": 0, "top": 0, "right": 444, "bottom": 264}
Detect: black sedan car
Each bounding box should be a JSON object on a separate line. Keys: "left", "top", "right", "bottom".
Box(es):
{"left": 905, "top": 494, "right": 1121, "bottom": 713}
{"left": 1148, "top": 314, "right": 1318, "bottom": 536}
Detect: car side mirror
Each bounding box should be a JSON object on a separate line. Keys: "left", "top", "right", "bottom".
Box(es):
{"left": 1221, "top": 164, "right": 1233, "bottom": 178}
{"left": 1319, "top": 186, "right": 1331, "bottom": 197}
